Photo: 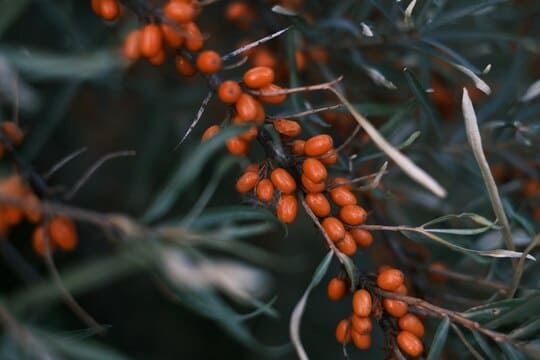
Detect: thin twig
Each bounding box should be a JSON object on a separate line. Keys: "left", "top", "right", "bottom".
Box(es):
{"left": 451, "top": 323, "right": 485, "bottom": 360}
{"left": 248, "top": 76, "right": 343, "bottom": 97}
{"left": 43, "top": 147, "right": 87, "bottom": 180}
{"left": 42, "top": 217, "right": 106, "bottom": 334}
{"left": 63, "top": 150, "right": 136, "bottom": 200}
{"left": 267, "top": 104, "right": 343, "bottom": 120}
{"left": 222, "top": 56, "right": 248, "bottom": 70}
{"left": 425, "top": 265, "right": 511, "bottom": 294}
{"left": 509, "top": 234, "right": 540, "bottom": 298}
{"left": 174, "top": 91, "right": 214, "bottom": 149}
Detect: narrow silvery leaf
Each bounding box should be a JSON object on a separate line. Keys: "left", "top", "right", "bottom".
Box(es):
{"left": 520, "top": 79, "right": 540, "bottom": 102}
{"left": 360, "top": 22, "right": 373, "bottom": 37}
{"left": 364, "top": 66, "right": 397, "bottom": 90}
{"left": 405, "top": 0, "right": 417, "bottom": 25}
{"left": 454, "top": 64, "right": 491, "bottom": 94}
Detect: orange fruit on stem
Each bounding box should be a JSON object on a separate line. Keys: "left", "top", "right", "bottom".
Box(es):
{"left": 327, "top": 277, "right": 347, "bottom": 301}
{"left": 321, "top": 217, "right": 345, "bottom": 242}
{"left": 304, "top": 134, "right": 333, "bottom": 157}
{"left": 236, "top": 172, "right": 258, "bottom": 193}
{"left": 270, "top": 168, "right": 296, "bottom": 194}
{"left": 377, "top": 268, "right": 404, "bottom": 291}
{"left": 302, "top": 158, "right": 327, "bottom": 183}
{"left": 397, "top": 331, "right": 423, "bottom": 358}
{"left": 305, "top": 192, "right": 331, "bottom": 218}
{"left": 339, "top": 205, "right": 367, "bottom": 225}
{"left": 48, "top": 216, "right": 78, "bottom": 251}
{"left": 352, "top": 289, "right": 372, "bottom": 317}
{"left": 218, "top": 81, "right": 242, "bottom": 104}
{"left": 256, "top": 179, "right": 274, "bottom": 202}
{"left": 243, "top": 66, "right": 275, "bottom": 89}
{"left": 276, "top": 194, "right": 297, "bottom": 224}
{"left": 196, "top": 50, "right": 222, "bottom": 74}
{"left": 398, "top": 313, "right": 425, "bottom": 338}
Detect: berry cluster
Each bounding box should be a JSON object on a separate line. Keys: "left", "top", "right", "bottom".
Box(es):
{"left": 0, "top": 175, "right": 41, "bottom": 234}
{"left": 329, "top": 267, "right": 425, "bottom": 357}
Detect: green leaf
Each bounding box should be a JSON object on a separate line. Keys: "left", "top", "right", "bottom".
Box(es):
{"left": 472, "top": 330, "right": 498, "bottom": 359}
{"left": 427, "top": 317, "right": 450, "bottom": 360}
{"left": 422, "top": 212, "right": 498, "bottom": 228}
{"left": 142, "top": 126, "right": 248, "bottom": 223}
{"left": 464, "top": 297, "right": 529, "bottom": 322}
{"left": 187, "top": 206, "right": 281, "bottom": 229}
{"left": 425, "top": 0, "right": 508, "bottom": 30}
{"left": 337, "top": 253, "right": 358, "bottom": 292}
{"left": 509, "top": 317, "right": 540, "bottom": 340}
{"left": 290, "top": 251, "right": 334, "bottom": 360}
{"left": 0, "top": 47, "right": 125, "bottom": 81}
{"left": 485, "top": 294, "right": 540, "bottom": 329}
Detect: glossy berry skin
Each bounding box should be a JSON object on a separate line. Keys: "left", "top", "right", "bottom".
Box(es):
{"left": 140, "top": 24, "right": 163, "bottom": 58}
{"left": 183, "top": 22, "right": 204, "bottom": 51}
{"left": 330, "top": 177, "right": 352, "bottom": 190}
{"left": 226, "top": 137, "right": 249, "bottom": 156}
{"left": 351, "top": 332, "right": 371, "bottom": 350}
{"left": 329, "top": 187, "right": 357, "bottom": 207}
{"left": 335, "top": 319, "right": 351, "bottom": 344}
{"left": 290, "top": 140, "right": 305, "bottom": 155}
{"left": 164, "top": 1, "right": 195, "bottom": 23}
{"left": 123, "top": 30, "right": 142, "bottom": 61}
{"left": 149, "top": 49, "right": 165, "bottom": 66}
{"left": 99, "top": 0, "right": 120, "bottom": 21}
{"left": 377, "top": 268, "right": 404, "bottom": 291}
{"left": 302, "top": 158, "right": 327, "bottom": 183}
{"left": 339, "top": 205, "right": 367, "bottom": 225}
{"left": 218, "top": 81, "right": 242, "bottom": 103}
{"left": 336, "top": 232, "right": 357, "bottom": 256}
{"left": 239, "top": 126, "right": 258, "bottom": 142}
{"left": 394, "top": 284, "right": 408, "bottom": 295}
{"left": 258, "top": 83, "right": 286, "bottom": 104}
{"left": 32, "top": 226, "right": 50, "bottom": 257}
{"left": 243, "top": 66, "right": 275, "bottom": 88}
{"left": 235, "top": 93, "right": 259, "bottom": 121}
{"left": 175, "top": 56, "right": 197, "bottom": 77}
{"left": 301, "top": 174, "right": 325, "bottom": 193}
{"left": 383, "top": 298, "right": 408, "bottom": 318}
{"left": 236, "top": 172, "right": 258, "bottom": 193}
{"left": 322, "top": 217, "right": 345, "bottom": 242}
{"left": 398, "top": 313, "right": 425, "bottom": 338}
{"left": 397, "top": 331, "right": 423, "bottom": 358}
{"left": 327, "top": 277, "right": 347, "bottom": 301}
{"left": 320, "top": 151, "right": 338, "bottom": 166}
{"left": 276, "top": 194, "right": 298, "bottom": 224}
{"left": 305, "top": 192, "right": 331, "bottom": 218}
{"left": 350, "top": 228, "right": 373, "bottom": 248}
{"left": 201, "top": 125, "right": 220, "bottom": 141}
{"left": 49, "top": 216, "right": 77, "bottom": 250}
{"left": 352, "top": 289, "right": 372, "bottom": 317}
{"left": 304, "top": 134, "right": 333, "bottom": 157}
{"left": 273, "top": 119, "right": 301, "bottom": 137}
{"left": 1, "top": 122, "right": 24, "bottom": 145}
{"left": 196, "top": 50, "right": 222, "bottom": 73}
{"left": 270, "top": 168, "right": 296, "bottom": 194}
{"left": 351, "top": 315, "right": 372, "bottom": 334}
{"left": 256, "top": 179, "right": 274, "bottom": 202}
{"left": 161, "top": 23, "right": 184, "bottom": 48}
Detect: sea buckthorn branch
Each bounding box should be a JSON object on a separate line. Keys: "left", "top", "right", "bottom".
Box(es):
{"left": 266, "top": 104, "right": 342, "bottom": 120}
{"left": 374, "top": 288, "right": 527, "bottom": 351}
{"left": 42, "top": 147, "right": 88, "bottom": 181}
{"left": 246, "top": 75, "right": 343, "bottom": 97}
{"left": 221, "top": 26, "right": 292, "bottom": 61}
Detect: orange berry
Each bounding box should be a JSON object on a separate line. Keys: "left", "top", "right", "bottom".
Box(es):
{"left": 123, "top": 30, "right": 141, "bottom": 61}
{"left": 301, "top": 174, "right": 325, "bottom": 193}
{"left": 236, "top": 172, "right": 258, "bottom": 193}
{"left": 0, "top": 144, "right": 4, "bottom": 159}
{"left": 351, "top": 315, "right": 372, "bottom": 334}
{"left": 276, "top": 194, "right": 298, "bottom": 224}
{"left": 329, "top": 187, "right": 357, "bottom": 207}
{"left": 48, "top": 216, "right": 77, "bottom": 251}
{"left": 295, "top": 50, "right": 306, "bottom": 72}
{"left": 140, "top": 24, "right": 163, "bottom": 58}
{"left": 523, "top": 180, "right": 540, "bottom": 197}
{"left": 256, "top": 179, "right": 274, "bottom": 202}
{"left": 225, "top": 1, "right": 254, "bottom": 25}
{"left": 252, "top": 47, "right": 277, "bottom": 68}
{"left": 307, "top": 47, "right": 329, "bottom": 63}
{"left": 253, "top": 99, "right": 266, "bottom": 123}
{"left": 202, "top": 125, "right": 220, "bottom": 141}
{"left": 339, "top": 205, "right": 367, "bottom": 225}
{"left": 273, "top": 119, "right": 301, "bottom": 137}
{"left": 351, "top": 331, "right": 371, "bottom": 350}
{"left": 245, "top": 163, "right": 259, "bottom": 173}
{"left": 305, "top": 192, "right": 331, "bottom": 218}
{"left": 428, "top": 262, "right": 448, "bottom": 283}
{"left": 258, "top": 83, "right": 287, "bottom": 104}
{"left": 4, "top": 207, "right": 23, "bottom": 225}
{"left": 329, "top": 177, "right": 351, "bottom": 190}
{"left": 1, "top": 122, "right": 24, "bottom": 145}
{"left": 270, "top": 168, "right": 296, "bottom": 194}
{"left": 383, "top": 298, "right": 408, "bottom": 317}
{"left": 226, "top": 136, "right": 249, "bottom": 156}
{"left": 91, "top": 0, "right": 103, "bottom": 15}
{"left": 394, "top": 284, "right": 408, "bottom": 295}
{"left": 218, "top": 81, "right": 242, "bottom": 103}
{"left": 235, "top": 93, "right": 259, "bottom": 122}
{"left": 24, "top": 194, "right": 42, "bottom": 223}
{"left": 161, "top": 23, "right": 184, "bottom": 48}
{"left": 175, "top": 56, "right": 197, "bottom": 77}
{"left": 397, "top": 331, "right": 423, "bottom": 358}
{"left": 320, "top": 150, "right": 338, "bottom": 166}
{"left": 239, "top": 126, "right": 258, "bottom": 142}
{"left": 335, "top": 319, "right": 351, "bottom": 344}
{"left": 377, "top": 268, "right": 404, "bottom": 291}
{"left": 352, "top": 289, "right": 372, "bottom": 317}
{"left": 304, "top": 134, "right": 333, "bottom": 157}
{"left": 164, "top": 1, "right": 195, "bottom": 23}
{"left": 302, "top": 158, "right": 327, "bottom": 183}
{"left": 99, "top": 0, "right": 119, "bottom": 21}
{"left": 398, "top": 313, "right": 425, "bottom": 338}
{"left": 183, "top": 22, "right": 204, "bottom": 51}
{"left": 327, "top": 277, "right": 347, "bottom": 301}
{"left": 196, "top": 50, "right": 222, "bottom": 74}
{"left": 32, "top": 226, "right": 52, "bottom": 257}
{"left": 350, "top": 228, "right": 373, "bottom": 248}
{"left": 336, "top": 231, "right": 357, "bottom": 256}
{"left": 148, "top": 49, "right": 166, "bottom": 66}
{"left": 321, "top": 217, "right": 345, "bottom": 242}
{"left": 243, "top": 66, "right": 275, "bottom": 89}
{"left": 290, "top": 140, "right": 305, "bottom": 155}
